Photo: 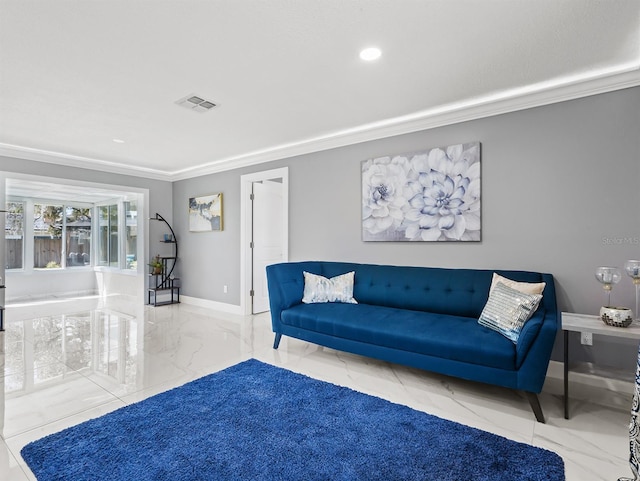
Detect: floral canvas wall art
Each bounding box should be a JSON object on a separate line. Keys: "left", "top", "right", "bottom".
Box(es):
{"left": 189, "top": 193, "right": 223, "bottom": 232}
{"left": 362, "top": 142, "right": 480, "bottom": 242}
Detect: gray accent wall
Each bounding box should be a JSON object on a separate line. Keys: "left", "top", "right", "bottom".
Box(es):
{"left": 172, "top": 170, "right": 243, "bottom": 302}
{"left": 174, "top": 86, "right": 640, "bottom": 370}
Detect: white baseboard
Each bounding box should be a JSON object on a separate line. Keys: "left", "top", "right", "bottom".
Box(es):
{"left": 6, "top": 289, "right": 99, "bottom": 304}
{"left": 546, "top": 360, "right": 633, "bottom": 394}
{"left": 180, "top": 295, "right": 244, "bottom": 315}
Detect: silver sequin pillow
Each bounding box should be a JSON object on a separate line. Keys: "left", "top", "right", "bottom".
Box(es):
{"left": 478, "top": 281, "right": 543, "bottom": 343}
{"left": 302, "top": 271, "right": 358, "bottom": 304}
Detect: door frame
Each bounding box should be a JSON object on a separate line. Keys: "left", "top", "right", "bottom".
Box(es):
{"left": 240, "top": 167, "right": 289, "bottom": 315}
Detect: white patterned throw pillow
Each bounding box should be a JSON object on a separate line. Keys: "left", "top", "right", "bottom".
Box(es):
{"left": 302, "top": 271, "right": 358, "bottom": 304}
{"left": 478, "top": 281, "right": 543, "bottom": 343}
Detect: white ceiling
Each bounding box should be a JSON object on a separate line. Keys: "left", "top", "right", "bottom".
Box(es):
{"left": 1, "top": 0, "right": 639, "bottom": 182}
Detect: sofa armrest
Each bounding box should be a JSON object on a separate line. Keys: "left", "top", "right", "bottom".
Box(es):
{"left": 515, "top": 310, "right": 545, "bottom": 367}
{"left": 266, "top": 262, "right": 322, "bottom": 331}
{"left": 515, "top": 308, "right": 560, "bottom": 391}
{"left": 513, "top": 274, "right": 559, "bottom": 391}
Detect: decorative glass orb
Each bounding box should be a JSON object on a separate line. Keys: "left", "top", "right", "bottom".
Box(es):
{"left": 626, "top": 260, "right": 640, "bottom": 322}
{"left": 595, "top": 267, "right": 621, "bottom": 306}
{"left": 626, "top": 260, "right": 640, "bottom": 284}
{"left": 595, "top": 267, "right": 622, "bottom": 290}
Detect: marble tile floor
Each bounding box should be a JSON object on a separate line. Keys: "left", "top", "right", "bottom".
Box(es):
{"left": 0, "top": 297, "right": 632, "bottom": 480}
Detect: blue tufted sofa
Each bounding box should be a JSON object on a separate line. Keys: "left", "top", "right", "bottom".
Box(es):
{"left": 266, "top": 261, "right": 559, "bottom": 422}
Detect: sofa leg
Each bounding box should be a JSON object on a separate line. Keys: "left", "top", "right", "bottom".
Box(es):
{"left": 524, "top": 392, "right": 545, "bottom": 423}
{"left": 273, "top": 333, "right": 282, "bottom": 349}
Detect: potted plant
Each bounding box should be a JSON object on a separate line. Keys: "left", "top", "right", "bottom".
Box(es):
{"left": 148, "top": 255, "right": 163, "bottom": 275}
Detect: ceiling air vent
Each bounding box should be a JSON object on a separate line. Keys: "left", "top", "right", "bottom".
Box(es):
{"left": 175, "top": 94, "right": 217, "bottom": 113}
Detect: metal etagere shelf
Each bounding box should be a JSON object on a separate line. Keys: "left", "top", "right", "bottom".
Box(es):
{"left": 148, "top": 213, "right": 180, "bottom": 306}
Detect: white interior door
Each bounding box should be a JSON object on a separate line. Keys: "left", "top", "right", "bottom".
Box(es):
{"left": 252, "top": 180, "right": 283, "bottom": 313}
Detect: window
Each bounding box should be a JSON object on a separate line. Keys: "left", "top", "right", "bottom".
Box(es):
{"left": 6, "top": 193, "right": 139, "bottom": 272}
{"left": 125, "top": 200, "right": 138, "bottom": 270}
{"left": 33, "top": 204, "right": 63, "bottom": 268}
{"left": 65, "top": 207, "right": 92, "bottom": 267}
{"left": 98, "top": 204, "right": 119, "bottom": 267}
{"left": 5, "top": 201, "right": 24, "bottom": 269}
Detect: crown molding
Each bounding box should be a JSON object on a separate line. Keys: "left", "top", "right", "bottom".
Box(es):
{"left": 2, "top": 63, "right": 638, "bottom": 183}
{"left": 0, "top": 143, "right": 173, "bottom": 181}
{"left": 170, "top": 63, "right": 640, "bottom": 180}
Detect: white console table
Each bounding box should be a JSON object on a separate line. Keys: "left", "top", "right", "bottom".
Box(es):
{"left": 562, "top": 312, "right": 640, "bottom": 419}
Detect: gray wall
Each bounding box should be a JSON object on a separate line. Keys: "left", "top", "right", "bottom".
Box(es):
{"left": 174, "top": 86, "right": 640, "bottom": 369}
{"left": 172, "top": 169, "right": 242, "bottom": 302}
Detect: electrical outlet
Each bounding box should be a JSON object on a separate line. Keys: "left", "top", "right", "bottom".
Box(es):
{"left": 580, "top": 332, "right": 593, "bottom": 346}
{"left": 223, "top": 285, "right": 228, "bottom": 294}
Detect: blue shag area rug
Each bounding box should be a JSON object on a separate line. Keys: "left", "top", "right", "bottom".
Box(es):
{"left": 22, "top": 359, "right": 564, "bottom": 480}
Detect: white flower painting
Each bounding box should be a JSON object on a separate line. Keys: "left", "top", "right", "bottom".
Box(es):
{"left": 362, "top": 142, "right": 481, "bottom": 242}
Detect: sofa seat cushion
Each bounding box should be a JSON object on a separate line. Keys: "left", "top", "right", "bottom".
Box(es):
{"left": 280, "top": 303, "right": 517, "bottom": 370}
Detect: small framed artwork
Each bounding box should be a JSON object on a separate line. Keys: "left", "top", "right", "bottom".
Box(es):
{"left": 189, "top": 193, "right": 223, "bottom": 232}
{"left": 362, "top": 141, "right": 481, "bottom": 242}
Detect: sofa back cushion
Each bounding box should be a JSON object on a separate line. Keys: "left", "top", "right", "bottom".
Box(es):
{"left": 282, "top": 262, "right": 552, "bottom": 319}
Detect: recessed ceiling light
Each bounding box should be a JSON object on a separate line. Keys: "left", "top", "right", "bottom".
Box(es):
{"left": 112, "top": 138, "right": 125, "bottom": 144}
{"left": 359, "top": 47, "right": 382, "bottom": 61}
